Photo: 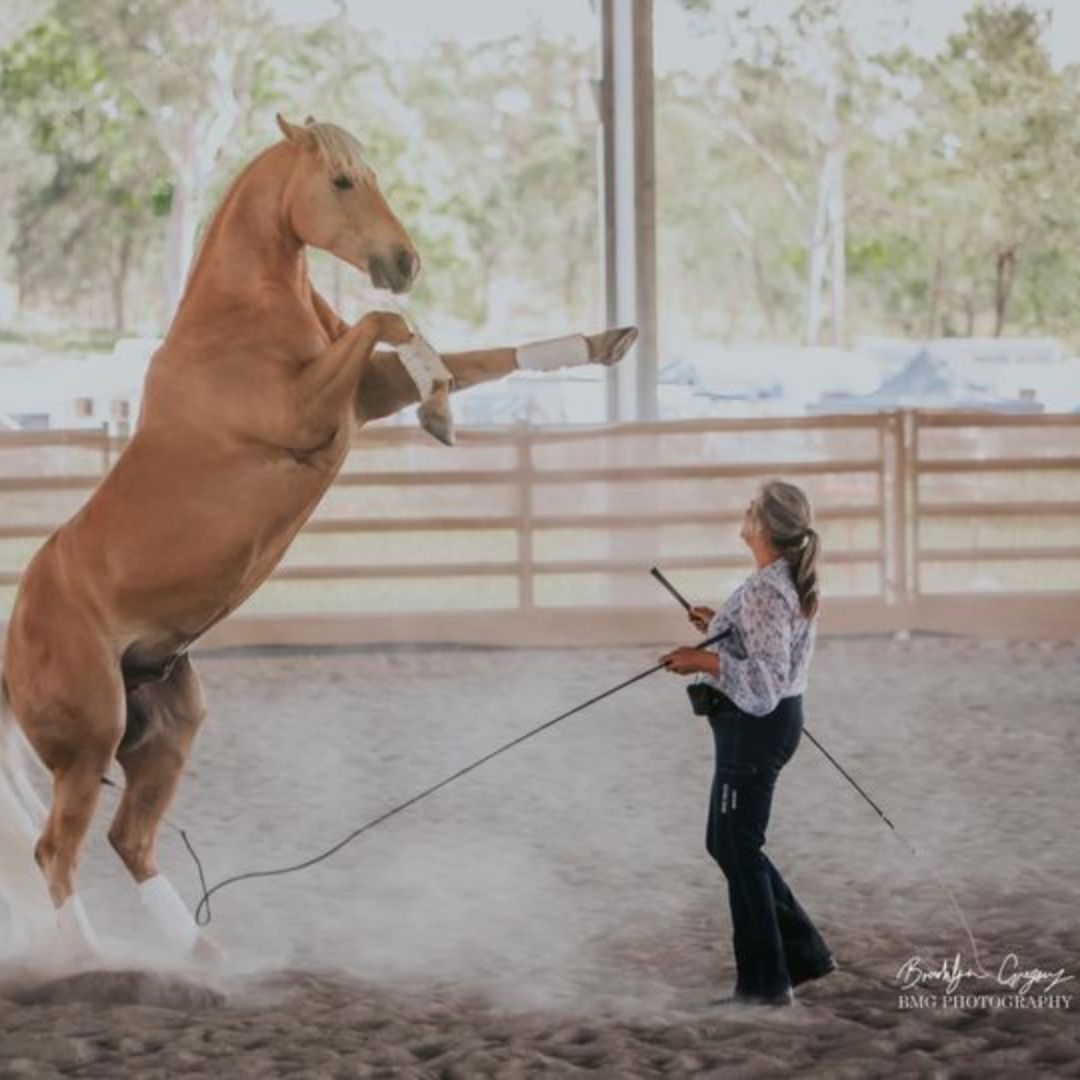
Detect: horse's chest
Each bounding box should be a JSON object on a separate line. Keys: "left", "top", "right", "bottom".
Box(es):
{"left": 239, "top": 436, "right": 349, "bottom": 575}
{"left": 284, "top": 423, "right": 351, "bottom": 474}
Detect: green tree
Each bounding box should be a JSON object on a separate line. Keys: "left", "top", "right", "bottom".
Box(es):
{"left": 52, "top": 0, "right": 285, "bottom": 324}
{"left": 392, "top": 31, "right": 600, "bottom": 332}
{"left": 666, "top": 0, "right": 1080, "bottom": 344}
{"left": 0, "top": 17, "right": 165, "bottom": 330}
{"left": 661, "top": 0, "right": 887, "bottom": 345}
{"left": 876, "top": 4, "right": 1080, "bottom": 336}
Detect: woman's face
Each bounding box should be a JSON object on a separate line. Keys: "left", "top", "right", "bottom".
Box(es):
{"left": 740, "top": 498, "right": 759, "bottom": 549}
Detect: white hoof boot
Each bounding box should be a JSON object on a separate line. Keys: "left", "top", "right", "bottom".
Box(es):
{"left": 398, "top": 333, "right": 456, "bottom": 446}
{"left": 516, "top": 326, "right": 637, "bottom": 371}
{"left": 139, "top": 874, "right": 199, "bottom": 957}
{"left": 516, "top": 333, "right": 590, "bottom": 371}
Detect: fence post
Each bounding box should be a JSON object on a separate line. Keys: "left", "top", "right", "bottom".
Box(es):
{"left": 908, "top": 409, "right": 920, "bottom": 605}
{"left": 516, "top": 427, "right": 534, "bottom": 610}
{"left": 891, "top": 410, "right": 911, "bottom": 627}
{"left": 877, "top": 414, "right": 890, "bottom": 607}
{"left": 101, "top": 421, "right": 112, "bottom": 475}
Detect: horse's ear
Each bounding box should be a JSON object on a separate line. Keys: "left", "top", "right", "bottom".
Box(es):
{"left": 276, "top": 113, "right": 316, "bottom": 151}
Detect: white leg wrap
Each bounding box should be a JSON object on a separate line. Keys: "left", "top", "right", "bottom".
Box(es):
{"left": 516, "top": 334, "right": 590, "bottom": 372}
{"left": 398, "top": 333, "right": 453, "bottom": 401}
{"left": 140, "top": 874, "right": 198, "bottom": 954}
{"left": 56, "top": 894, "right": 98, "bottom": 955}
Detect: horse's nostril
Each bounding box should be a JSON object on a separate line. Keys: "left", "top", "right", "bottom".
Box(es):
{"left": 396, "top": 248, "right": 416, "bottom": 282}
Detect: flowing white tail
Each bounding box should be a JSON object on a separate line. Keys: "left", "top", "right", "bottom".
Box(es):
{"left": 0, "top": 683, "right": 54, "bottom": 954}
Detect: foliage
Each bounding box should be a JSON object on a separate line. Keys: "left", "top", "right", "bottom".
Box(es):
{"left": 2, "top": 0, "right": 1080, "bottom": 347}
{"left": 0, "top": 16, "right": 166, "bottom": 328}
{"left": 873, "top": 4, "right": 1080, "bottom": 337}
{"left": 660, "top": 0, "right": 1080, "bottom": 343}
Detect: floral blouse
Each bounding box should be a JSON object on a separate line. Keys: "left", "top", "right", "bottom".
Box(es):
{"left": 693, "top": 556, "right": 817, "bottom": 717}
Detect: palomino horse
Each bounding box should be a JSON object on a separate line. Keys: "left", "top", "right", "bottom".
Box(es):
{"left": 0, "top": 114, "right": 635, "bottom": 965}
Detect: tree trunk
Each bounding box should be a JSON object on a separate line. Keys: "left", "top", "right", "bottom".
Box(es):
{"left": 926, "top": 255, "right": 943, "bottom": 338}
{"left": 161, "top": 170, "right": 200, "bottom": 329}
{"left": 805, "top": 145, "right": 846, "bottom": 346}
{"left": 159, "top": 76, "right": 238, "bottom": 329}
{"left": 804, "top": 151, "right": 830, "bottom": 345}
{"left": 719, "top": 200, "right": 776, "bottom": 334}
{"left": 803, "top": 108, "right": 842, "bottom": 341}
{"left": 805, "top": 69, "right": 844, "bottom": 347}
{"left": 993, "top": 247, "right": 1017, "bottom": 336}
{"left": 828, "top": 144, "right": 846, "bottom": 346}
{"left": 751, "top": 240, "right": 777, "bottom": 335}
{"left": 111, "top": 232, "right": 133, "bottom": 333}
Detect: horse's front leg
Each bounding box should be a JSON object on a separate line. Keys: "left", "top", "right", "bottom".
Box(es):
{"left": 354, "top": 326, "right": 638, "bottom": 428}
{"left": 291, "top": 311, "right": 414, "bottom": 448}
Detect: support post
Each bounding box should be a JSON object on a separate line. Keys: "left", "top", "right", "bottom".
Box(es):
{"left": 600, "top": 0, "right": 658, "bottom": 422}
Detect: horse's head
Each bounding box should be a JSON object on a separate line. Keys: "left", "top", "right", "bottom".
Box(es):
{"left": 276, "top": 114, "right": 420, "bottom": 293}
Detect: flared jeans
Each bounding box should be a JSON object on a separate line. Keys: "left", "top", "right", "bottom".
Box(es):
{"left": 705, "top": 693, "right": 831, "bottom": 997}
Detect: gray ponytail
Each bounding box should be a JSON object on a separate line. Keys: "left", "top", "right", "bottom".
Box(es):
{"left": 753, "top": 479, "right": 821, "bottom": 618}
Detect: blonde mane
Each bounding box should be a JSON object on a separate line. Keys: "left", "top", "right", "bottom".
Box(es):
{"left": 303, "top": 118, "right": 371, "bottom": 180}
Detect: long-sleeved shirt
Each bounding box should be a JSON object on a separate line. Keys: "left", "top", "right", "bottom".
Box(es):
{"left": 693, "top": 555, "right": 817, "bottom": 717}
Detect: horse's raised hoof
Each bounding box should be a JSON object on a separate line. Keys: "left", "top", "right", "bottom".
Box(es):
{"left": 191, "top": 931, "right": 228, "bottom": 973}
{"left": 587, "top": 325, "right": 638, "bottom": 367}
{"left": 418, "top": 391, "right": 455, "bottom": 446}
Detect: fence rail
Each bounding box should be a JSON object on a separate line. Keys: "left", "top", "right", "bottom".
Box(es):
{"left": 1, "top": 409, "right": 1078, "bottom": 645}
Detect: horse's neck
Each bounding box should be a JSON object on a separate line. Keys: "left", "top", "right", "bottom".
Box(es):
{"left": 172, "top": 147, "right": 309, "bottom": 328}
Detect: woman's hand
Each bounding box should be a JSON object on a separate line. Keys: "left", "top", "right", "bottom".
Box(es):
{"left": 688, "top": 605, "right": 715, "bottom": 633}
{"left": 660, "top": 647, "right": 717, "bottom": 676}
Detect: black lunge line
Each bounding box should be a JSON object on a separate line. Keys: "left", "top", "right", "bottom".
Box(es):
{"left": 650, "top": 566, "right": 988, "bottom": 976}
{"left": 182, "top": 626, "right": 732, "bottom": 926}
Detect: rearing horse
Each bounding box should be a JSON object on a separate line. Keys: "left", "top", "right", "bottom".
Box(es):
{"left": 0, "top": 114, "right": 635, "bottom": 965}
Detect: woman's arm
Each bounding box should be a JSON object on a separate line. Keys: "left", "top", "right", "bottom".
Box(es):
{"left": 662, "top": 647, "right": 719, "bottom": 677}
{"left": 663, "top": 578, "right": 793, "bottom": 715}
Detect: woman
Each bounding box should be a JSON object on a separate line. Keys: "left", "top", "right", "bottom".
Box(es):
{"left": 661, "top": 478, "right": 835, "bottom": 1007}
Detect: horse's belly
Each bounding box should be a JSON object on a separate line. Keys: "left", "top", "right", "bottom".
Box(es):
{"left": 118, "top": 504, "right": 319, "bottom": 633}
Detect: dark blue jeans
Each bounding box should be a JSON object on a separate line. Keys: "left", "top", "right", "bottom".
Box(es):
{"left": 705, "top": 693, "right": 830, "bottom": 997}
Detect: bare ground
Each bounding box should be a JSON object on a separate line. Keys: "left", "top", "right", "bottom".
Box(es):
{"left": 1, "top": 635, "right": 1078, "bottom": 1077}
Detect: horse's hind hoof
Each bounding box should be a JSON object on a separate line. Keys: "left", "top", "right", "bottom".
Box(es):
{"left": 587, "top": 325, "right": 638, "bottom": 367}
{"left": 50, "top": 895, "right": 103, "bottom": 970}
{"left": 191, "top": 932, "right": 227, "bottom": 973}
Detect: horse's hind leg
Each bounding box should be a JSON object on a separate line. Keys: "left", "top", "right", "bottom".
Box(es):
{"left": 3, "top": 552, "right": 127, "bottom": 962}
{"left": 20, "top": 690, "right": 123, "bottom": 960}
{"left": 36, "top": 755, "right": 113, "bottom": 957}
{"left": 354, "top": 327, "right": 640, "bottom": 425}
{"left": 108, "top": 654, "right": 219, "bottom": 964}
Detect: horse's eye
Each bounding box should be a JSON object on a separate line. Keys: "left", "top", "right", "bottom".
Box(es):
{"left": 333, "top": 175, "right": 354, "bottom": 190}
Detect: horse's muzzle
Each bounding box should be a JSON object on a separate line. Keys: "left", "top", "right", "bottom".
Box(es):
{"left": 369, "top": 247, "right": 419, "bottom": 293}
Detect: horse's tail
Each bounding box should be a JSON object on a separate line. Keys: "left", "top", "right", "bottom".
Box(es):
{"left": 0, "top": 677, "right": 54, "bottom": 953}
